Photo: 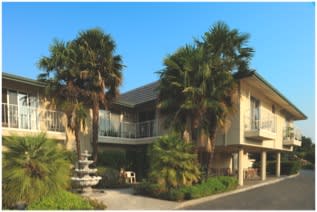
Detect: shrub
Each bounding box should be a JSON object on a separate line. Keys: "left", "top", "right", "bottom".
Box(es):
{"left": 97, "top": 150, "right": 126, "bottom": 169}
{"left": 254, "top": 160, "right": 301, "bottom": 176}
{"left": 95, "top": 166, "right": 130, "bottom": 188}
{"left": 27, "top": 190, "right": 93, "bottom": 210}
{"left": 2, "top": 134, "right": 71, "bottom": 209}
{"left": 302, "top": 162, "right": 314, "bottom": 170}
{"left": 147, "top": 133, "right": 201, "bottom": 190}
{"left": 86, "top": 198, "right": 107, "bottom": 210}
{"left": 133, "top": 176, "right": 237, "bottom": 201}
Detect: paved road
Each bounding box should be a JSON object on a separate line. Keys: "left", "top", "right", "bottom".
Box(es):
{"left": 183, "top": 170, "right": 315, "bottom": 210}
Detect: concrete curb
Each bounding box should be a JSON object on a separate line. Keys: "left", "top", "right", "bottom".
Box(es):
{"left": 175, "top": 173, "right": 300, "bottom": 209}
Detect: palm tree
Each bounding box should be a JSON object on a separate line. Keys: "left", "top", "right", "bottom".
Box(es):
{"left": 2, "top": 134, "right": 71, "bottom": 208}
{"left": 158, "top": 21, "right": 254, "bottom": 173}
{"left": 38, "top": 40, "right": 88, "bottom": 160}
{"left": 38, "top": 28, "right": 123, "bottom": 162}
{"left": 148, "top": 133, "right": 201, "bottom": 191}
{"left": 157, "top": 45, "right": 204, "bottom": 143}
{"left": 72, "top": 28, "right": 123, "bottom": 162}
{"left": 197, "top": 22, "right": 254, "bottom": 171}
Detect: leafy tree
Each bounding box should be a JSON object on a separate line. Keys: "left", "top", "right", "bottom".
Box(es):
{"left": 148, "top": 133, "right": 201, "bottom": 191}
{"left": 2, "top": 134, "right": 71, "bottom": 208}
{"left": 157, "top": 21, "right": 254, "bottom": 172}
{"left": 293, "top": 136, "right": 315, "bottom": 164}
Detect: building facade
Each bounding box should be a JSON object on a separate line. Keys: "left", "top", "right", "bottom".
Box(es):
{"left": 2, "top": 71, "right": 306, "bottom": 185}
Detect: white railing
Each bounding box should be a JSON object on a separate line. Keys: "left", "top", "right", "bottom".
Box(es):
{"left": 244, "top": 108, "right": 276, "bottom": 133}
{"left": 99, "top": 118, "right": 158, "bottom": 139}
{"left": 283, "top": 126, "right": 302, "bottom": 141}
{"left": 2, "top": 103, "right": 65, "bottom": 132}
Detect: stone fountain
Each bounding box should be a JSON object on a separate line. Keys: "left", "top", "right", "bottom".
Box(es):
{"left": 71, "top": 150, "right": 102, "bottom": 193}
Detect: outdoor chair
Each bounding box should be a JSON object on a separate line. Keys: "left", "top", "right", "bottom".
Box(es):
{"left": 124, "top": 171, "right": 136, "bottom": 184}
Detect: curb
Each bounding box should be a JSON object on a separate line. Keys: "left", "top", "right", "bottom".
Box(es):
{"left": 175, "top": 173, "right": 300, "bottom": 209}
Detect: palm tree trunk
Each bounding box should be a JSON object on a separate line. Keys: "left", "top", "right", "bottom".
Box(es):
{"left": 183, "top": 115, "right": 192, "bottom": 143}
{"left": 92, "top": 101, "right": 99, "bottom": 163}
{"left": 206, "top": 128, "right": 217, "bottom": 176}
{"left": 74, "top": 127, "right": 81, "bottom": 160}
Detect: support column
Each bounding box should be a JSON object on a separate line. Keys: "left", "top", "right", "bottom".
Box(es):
{"left": 238, "top": 148, "right": 244, "bottom": 186}
{"left": 261, "top": 151, "right": 267, "bottom": 181}
{"left": 276, "top": 152, "right": 281, "bottom": 177}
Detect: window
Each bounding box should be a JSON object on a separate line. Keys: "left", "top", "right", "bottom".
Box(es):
{"left": 250, "top": 97, "right": 260, "bottom": 130}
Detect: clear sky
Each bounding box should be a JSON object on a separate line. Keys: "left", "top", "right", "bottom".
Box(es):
{"left": 2, "top": 2, "right": 315, "bottom": 142}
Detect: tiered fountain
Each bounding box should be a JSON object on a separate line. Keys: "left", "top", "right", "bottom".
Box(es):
{"left": 71, "top": 150, "right": 102, "bottom": 193}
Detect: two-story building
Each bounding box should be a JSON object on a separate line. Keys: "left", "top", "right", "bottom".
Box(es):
{"left": 2, "top": 71, "right": 306, "bottom": 185}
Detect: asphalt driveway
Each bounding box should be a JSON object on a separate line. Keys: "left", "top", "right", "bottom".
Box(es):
{"left": 183, "top": 170, "right": 315, "bottom": 210}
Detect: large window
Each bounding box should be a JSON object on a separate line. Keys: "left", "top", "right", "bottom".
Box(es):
{"left": 2, "top": 88, "right": 38, "bottom": 130}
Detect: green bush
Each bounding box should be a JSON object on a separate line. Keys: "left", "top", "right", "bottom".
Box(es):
{"left": 27, "top": 190, "right": 93, "bottom": 210}
{"left": 254, "top": 160, "right": 300, "bottom": 176}
{"left": 134, "top": 176, "right": 238, "bottom": 201}
{"left": 97, "top": 150, "right": 126, "bottom": 169}
{"left": 95, "top": 166, "right": 130, "bottom": 188}
{"left": 2, "top": 134, "right": 71, "bottom": 209}
{"left": 302, "top": 162, "right": 315, "bottom": 170}
{"left": 86, "top": 198, "right": 107, "bottom": 210}
{"left": 147, "top": 133, "right": 201, "bottom": 190}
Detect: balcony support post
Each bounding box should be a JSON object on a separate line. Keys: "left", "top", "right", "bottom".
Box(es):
{"left": 238, "top": 148, "right": 244, "bottom": 186}
{"left": 261, "top": 150, "right": 267, "bottom": 181}
{"left": 276, "top": 151, "right": 281, "bottom": 177}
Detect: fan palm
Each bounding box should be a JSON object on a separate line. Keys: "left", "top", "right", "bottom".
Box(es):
{"left": 2, "top": 134, "right": 71, "bottom": 208}
{"left": 148, "top": 133, "right": 200, "bottom": 191}
{"left": 38, "top": 40, "right": 88, "bottom": 160}
{"left": 157, "top": 21, "right": 254, "bottom": 173}
{"left": 72, "top": 28, "right": 124, "bottom": 162}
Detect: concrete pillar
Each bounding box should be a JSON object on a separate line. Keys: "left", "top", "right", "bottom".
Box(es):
{"left": 276, "top": 152, "right": 281, "bottom": 177}
{"left": 238, "top": 148, "right": 244, "bottom": 186}
{"left": 261, "top": 151, "right": 267, "bottom": 181}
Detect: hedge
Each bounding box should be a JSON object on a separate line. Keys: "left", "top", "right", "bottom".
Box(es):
{"left": 253, "top": 160, "right": 300, "bottom": 175}
{"left": 133, "top": 176, "right": 238, "bottom": 201}
{"left": 27, "top": 190, "right": 94, "bottom": 210}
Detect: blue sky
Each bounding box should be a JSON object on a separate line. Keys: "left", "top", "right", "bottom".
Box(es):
{"left": 2, "top": 2, "right": 315, "bottom": 142}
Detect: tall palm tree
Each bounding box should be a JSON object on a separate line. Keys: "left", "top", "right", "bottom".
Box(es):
{"left": 157, "top": 44, "right": 204, "bottom": 143}
{"left": 72, "top": 29, "right": 124, "bottom": 162}
{"left": 158, "top": 22, "right": 254, "bottom": 173}
{"left": 197, "top": 22, "right": 254, "bottom": 171}
{"left": 38, "top": 40, "right": 88, "bottom": 160}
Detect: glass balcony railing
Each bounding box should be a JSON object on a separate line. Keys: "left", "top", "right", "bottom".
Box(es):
{"left": 2, "top": 103, "right": 65, "bottom": 132}
{"left": 244, "top": 108, "right": 276, "bottom": 134}
{"left": 283, "top": 126, "right": 302, "bottom": 141}
{"left": 99, "top": 118, "right": 158, "bottom": 139}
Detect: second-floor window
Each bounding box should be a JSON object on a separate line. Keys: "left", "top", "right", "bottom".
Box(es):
{"left": 250, "top": 96, "right": 260, "bottom": 130}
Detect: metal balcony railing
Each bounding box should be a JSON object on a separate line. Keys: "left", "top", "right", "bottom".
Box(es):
{"left": 2, "top": 103, "right": 65, "bottom": 132}
{"left": 244, "top": 108, "right": 276, "bottom": 133}
{"left": 99, "top": 118, "right": 158, "bottom": 139}
{"left": 283, "top": 126, "right": 302, "bottom": 141}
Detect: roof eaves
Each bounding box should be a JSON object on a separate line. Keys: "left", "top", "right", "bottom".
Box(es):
{"left": 246, "top": 71, "right": 307, "bottom": 120}
{"left": 2, "top": 72, "right": 46, "bottom": 88}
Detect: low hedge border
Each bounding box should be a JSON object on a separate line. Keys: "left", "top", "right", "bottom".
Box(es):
{"left": 133, "top": 176, "right": 238, "bottom": 201}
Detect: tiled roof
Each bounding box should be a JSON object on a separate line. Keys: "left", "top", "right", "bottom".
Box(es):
{"left": 115, "top": 81, "right": 159, "bottom": 107}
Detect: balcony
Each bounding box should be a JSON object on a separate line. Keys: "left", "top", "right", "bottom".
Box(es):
{"left": 283, "top": 127, "right": 302, "bottom": 146}
{"left": 2, "top": 103, "right": 66, "bottom": 138}
{"left": 244, "top": 109, "right": 276, "bottom": 140}
{"left": 98, "top": 118, "right": 159, "bottom": 144}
